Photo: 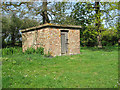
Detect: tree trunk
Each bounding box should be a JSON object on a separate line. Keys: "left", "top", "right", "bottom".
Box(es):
{"left": 97, "top": 34, "right": 102, "bottom": 48}
{"left": 11, "top": 33, "right": 15, "bottom": 46}
{"left": 42, "top": 0, "right": 50, "bottom": 24}
{"left": 95, "top": 1, "right": 102, "bottom": 48}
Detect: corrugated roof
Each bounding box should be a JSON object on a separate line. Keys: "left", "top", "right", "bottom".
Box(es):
{"left": 20, "top": 23, "right": 82, "bottom": 33}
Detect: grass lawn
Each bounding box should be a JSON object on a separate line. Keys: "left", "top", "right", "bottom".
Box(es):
{"left": 1, "top": 46, "right": 118, "bottom": 88}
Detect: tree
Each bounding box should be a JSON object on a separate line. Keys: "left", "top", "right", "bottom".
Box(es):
{"left": 42, "top": 0, "right": 50, "bottom": 24}
{"left": 51, "top": 2, "right": 72, "bottom": 24}
{"left": 2, "top": 14, "right": 40, "bottom": 47}
{"left": 95, "top": 2, "right": 119, "bottom": 47}
{"left": 71, "top": 1, "right": 119, "bottom": 47}
{"left": 1, "top": 1, "right": 72, "bottom": 47}
{"left": 22, "top": 17, "right": 40, "bottom": 29}
{"left": 2, "top": 16, "right": 10, "bottom": 47}
{"left": 71, "top": 2, "right": 94, "bottom": 26}
{"left": 95, "top": 1, "right": 102, "bottom": 48}
{"left": 1, "top": 1, "right": 72, "bottom": 24}
{"left": 8, "top": 13, "right": 23, "bottom": 46}
{"left": 71, "top": 2, "right": 94, "bottom": 46}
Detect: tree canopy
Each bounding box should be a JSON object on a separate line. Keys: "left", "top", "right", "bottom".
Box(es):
{"left": 1, "top": 1, "right": 119, "bottom": 47}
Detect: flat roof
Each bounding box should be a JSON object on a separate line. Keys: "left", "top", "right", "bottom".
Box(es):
{"left": 20, "top": 23, "right": 82, "bottom": 33}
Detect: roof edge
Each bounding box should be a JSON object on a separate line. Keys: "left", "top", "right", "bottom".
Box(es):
{"left": 20, "top": 23, "right": 82, "bottom": 33}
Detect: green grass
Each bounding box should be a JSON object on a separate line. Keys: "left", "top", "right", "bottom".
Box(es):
{"left": 2, "top": 46, "right": 118, "bottom": 88}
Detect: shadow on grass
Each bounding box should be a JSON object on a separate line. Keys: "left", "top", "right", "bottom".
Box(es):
{"left": 81, "top": 46, "right": 118, "bottom": 52}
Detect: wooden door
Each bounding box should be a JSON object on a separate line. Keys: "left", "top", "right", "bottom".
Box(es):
{"left": 61, "top": 31, "right": 68, "bottom": 55}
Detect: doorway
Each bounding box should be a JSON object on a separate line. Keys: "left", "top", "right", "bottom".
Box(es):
{"left": 61, "top": 30, "right": 69, "bottom": 55}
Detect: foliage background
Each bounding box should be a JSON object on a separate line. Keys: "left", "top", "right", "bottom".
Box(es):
{"left": 1, "top": 2, "right": 119, "bottom": 48}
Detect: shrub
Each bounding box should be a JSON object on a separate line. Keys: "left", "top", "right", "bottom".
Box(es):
{"left": 35, "top": 47, "right": 44, "bottom": 55}
{"left": 2, "top": 47, "right": 44, "bottom": 55}
{"left": 101, "top": 28, "right": 118, "bottom": 46}
{"left": 2, "top": 47, "right": 22, "bottom": 56}
{"left": 81, "top": 25, "right": 98, "bottom": 47}
{"left": 81, "top": 25, "right": 118, "bottom": 47}
{"left": 24, "top": 47, "right": 44, "bottom": 55}
{"left": 24, "top": 47, "right": 36, "bottom": 54}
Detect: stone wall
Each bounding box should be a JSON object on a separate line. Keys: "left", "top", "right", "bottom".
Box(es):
{"left": 36, "top": 28, "right": 49, "bottom": 54}
{"left": 68, "top": 29, "right": 80, "bottom": 55}
{"left": 48, "top": 28, "right": 61, "bottom": 56}
{"left": 22, "top": 31, "right": 36, "bottom": 52}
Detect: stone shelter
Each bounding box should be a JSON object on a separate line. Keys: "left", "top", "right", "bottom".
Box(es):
{"left": 20, "top": 23, "right": 81, "bottom": 56}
